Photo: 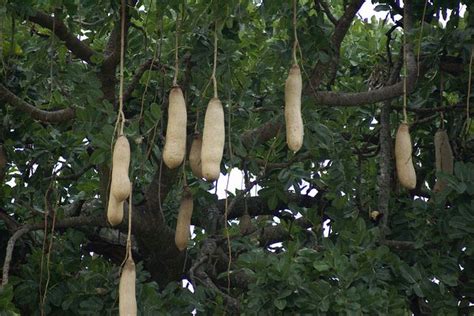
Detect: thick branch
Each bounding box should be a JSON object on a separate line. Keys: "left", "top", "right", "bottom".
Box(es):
{"left": 216, "top": 193, "right": 322, "bottom": 221}
{"left": 27, "top": 11, "right": 95, "bottom": 63}
{"left": 306, "top": 0, "right": 365, "bottom": 91}
{"left": 312, "top": 44, "right": 415, "bottom": 106}
{"left": 100, "top": 0, "right": 138, "bottom": 104}
{"left": 0, "top": 84, "right": 75, "bottom": 123}
{"left": 241, "top": 118, "right": 283, "bottom": 148}
{"left": 258, "top": 217, "right": 312, "bottom": 246}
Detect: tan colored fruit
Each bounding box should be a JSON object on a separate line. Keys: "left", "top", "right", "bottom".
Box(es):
{"left": 107, "top": 194, "right": 124, "bottom": 226}
{"left": 174, "top": 187, "right": 194, "bottom": 251}
{"left": 163, "top": 86, "right": 187, "bottom": 169}
{"left": 285, "top": 64, "right": 303, "bottom": 152}
{"left": 201, "top": 97, "right": 225, "bottom": 181}
{"left": 111, "top": 135, "right": 131, "bottom": 201}
{"left": 395, "top": 123, "right": 417, "bottom": 190}
{"left": 119, "top": 255, "right": 137, "bottom": 316}
{"left": 370, "top": 210, "right": 380, "bottom": 221}
{"left": 239, "top": 213, "right": 253, "bottom": 235}
{"left": 433, "top": 129, "right": 453, "bottom": 192}
{"left": 189, "top": 134, "right": 203, "bottom": 179}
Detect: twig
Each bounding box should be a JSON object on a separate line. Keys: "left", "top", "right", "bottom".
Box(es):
{"left": 1, "top": 215, "right": 105, "bottom": 288}
{"left": 1, "top": 227, "right": 29, "bottom": 287}
{"left": 194, "top": 270, "right": 240, "bottom": 313}
{"left": 188, "top": 254, "right": 208, "bottom": 288}
{"left": 318, "top": 0, "right": 338, "bottom": 25}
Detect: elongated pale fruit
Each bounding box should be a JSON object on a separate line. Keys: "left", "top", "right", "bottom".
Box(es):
{"left": 395, "top": 123, "right": 417, "bottom": 190}
{"left": 189, "top": 134, "right": 203, "bottom": 179}
{"left": 174, "top": 187, "right": 194, "bottom": 251}
{"left": 285, "top": 64, "right": 303, "bottom": 152}
{"left": 111, "top": 135, "right": 131, "bottom": 201}
{"left": 107, "top": 194, "right": 124, "bottom": 226}
{"left": 433, "top": 129, "right": 453, "bottom": 192}
{"left": 163, "top": 86, "right": 187, "bottom": 169}
{"left": 119, "top": 255, "right": 137, "bottom": 316}
{"left": 201, "top": 98, "right": 225, "bottom": 181}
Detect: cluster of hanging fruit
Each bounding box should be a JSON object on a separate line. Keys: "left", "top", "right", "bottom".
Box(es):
{"left": 104, "top": 0, "right": 459, "bottom": 313}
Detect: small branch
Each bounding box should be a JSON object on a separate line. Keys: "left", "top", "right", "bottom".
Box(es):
{"left": 189, "top": 238, "right": 240, "bottom": 311}
{"left": 0, "top": 84, "right": 75, "bottom": 123}
{"left": 306, "top": 0, "right": 365, "bottom": 91}
{"left": 121, "top": 58, "right": 168, "bottom": 104}
{"left": 0, "top": 208, "right": 19, "bottom": 232}
{"left": 45, "top": 165, "right": 93, "bottom": 181}
{"left": 398, "top": 103, "right": 470, "bottom": 114}
{"left": 188, "top": 255, "right": 208, "bottom": 288}
{"left": 209, "top": 193, "right": 323, "bottom": 225}
{"left": 1, "top": 215, "right": 106, "bottom": 287}
{"left": 240, "top": 118, "right": 283, "bottom": 148}
{"left": 27, "top": 11, "right": 95, "bottom": 64}
{"left": 145, "top": 155, "right": 180, "bottom": 223}
{"left": 386, "top": 0, "right": 404, "bottom": 16}
{"left": 411, "top": 113, "right": 438, "bottom": 127}
{"left": 1, "top": 227, "right": 29, "bottom": 287}
{"left": 195, "top": 270, "right": 240, "bottom": 314}
{"left": 252, "top": 152, "right": 312, "bottom": 170}
{"left": 317, "top": 0, "right": 338, "bottom": 25}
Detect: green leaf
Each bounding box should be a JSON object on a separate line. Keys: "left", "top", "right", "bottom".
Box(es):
{"left": 274, "top": 298, "right": 287, "bottom": 310}
{"left": 313, "top": 262, "right": 330, "bottom": 272}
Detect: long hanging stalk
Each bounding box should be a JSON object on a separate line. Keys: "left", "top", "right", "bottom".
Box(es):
{"left": 394, "top": 2, "right": 416, "bottom": 190}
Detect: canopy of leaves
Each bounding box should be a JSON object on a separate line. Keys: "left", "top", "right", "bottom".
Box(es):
{"left": 0, "top": 0, "right": 474, "bottom": 315}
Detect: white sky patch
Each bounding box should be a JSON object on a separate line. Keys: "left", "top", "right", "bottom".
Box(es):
{"left": 5, "top": 164, "right": 21, "bottom": 188}
{"left": 323, "top": 219, "right": 331, "bottom": 237}
{"left": 213, "top": 168, "right": 244, "bottom": 199}
{"left": 358, "top": 1, "right": 466, "bottom": 27}
{"left": 359, "top": 1, "right": 389, "bottom": 21}
{"left": 213, "top": 167, "right": 262, "bottom": 199}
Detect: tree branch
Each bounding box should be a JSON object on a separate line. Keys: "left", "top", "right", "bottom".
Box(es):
{"left": 145, "top": 157, "right": 179, "bottom": 223}
{"left": 316, "top": 0, "right": 338, "bottom": 25}
{"left": 311, "top": 43, "right": 415, "bottom": 106}
{"left": 1, "top": 214, "right": 106, "bottom": 287}
{"left": 27, "top": 11, "right": 95, "bottom": 64}
{"left": 241, "top": 118, "right": 283, "bottom": 148}
{"left": 122, "top": 58, "right": 168, "bottom": 104}
{"left": 306, "top": 0, "right": 365, "bottom": 91}
{"left": 0, "top": 84, "right": 75, "bottom": 123}
{"left": 100, "top": 0, "right": 138, "bottom": 104}
{"left": 216, "top": 193, "right": 322, "bottom": 221}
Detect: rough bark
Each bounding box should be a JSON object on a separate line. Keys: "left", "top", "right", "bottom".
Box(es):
{"left": 27, "top": 11, "right": 96, "bottom": 63}
{"left": 0, "top": 84, "right": 75, "bottom": 123}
